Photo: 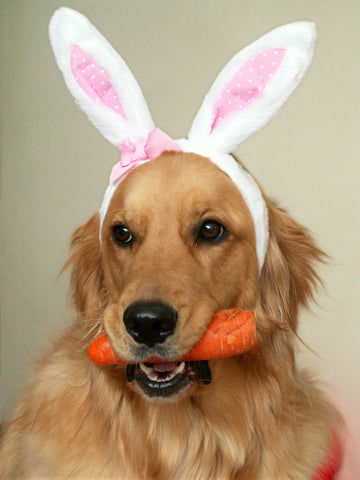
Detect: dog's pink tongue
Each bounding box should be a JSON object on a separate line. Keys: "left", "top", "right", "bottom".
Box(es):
{"left": 151, "top": 362, "right": 179, "bottom": 372}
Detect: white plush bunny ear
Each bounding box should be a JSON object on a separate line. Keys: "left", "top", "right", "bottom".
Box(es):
{"left": 49, "top": 7, "right": 154, "bottom": 148}
{"left": 188, "top": 22, "right": 316, "bottom": 153}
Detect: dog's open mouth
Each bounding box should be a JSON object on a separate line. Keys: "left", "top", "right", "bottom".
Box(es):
{"left": 126, "top": 361, "right": 212, "bottom": 398}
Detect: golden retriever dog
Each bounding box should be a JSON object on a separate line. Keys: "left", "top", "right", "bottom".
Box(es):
{"left": 0, "top": 152, "right": 340, "bottom": 479}
{"left": 0, "top": 9, "right": 342, "bottom": 480}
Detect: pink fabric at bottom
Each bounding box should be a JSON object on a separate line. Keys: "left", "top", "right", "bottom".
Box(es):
{"left": 311, "top": 430, "right": 342, "bottom": 480}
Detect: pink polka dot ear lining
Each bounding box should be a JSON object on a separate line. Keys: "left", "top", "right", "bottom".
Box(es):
{"left": 49, "top": 8, "right": 317, "bottom": 274}
{"left": 211, "top": 49, "right": 285, "bottom": 131}
{"left": 70, "top": 45, "right": 127, "bottom": 118}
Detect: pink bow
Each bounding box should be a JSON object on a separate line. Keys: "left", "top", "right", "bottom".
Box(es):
{"left": 110, "top": 128, "right": 180, "bottom": 184}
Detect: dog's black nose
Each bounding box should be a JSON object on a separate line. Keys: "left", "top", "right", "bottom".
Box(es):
{"left": 123, "top": 301, "right": 178, "bottom": 347}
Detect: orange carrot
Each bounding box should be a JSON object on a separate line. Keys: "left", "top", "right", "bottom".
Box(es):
{"left": 88, "top": 309, "right": 256, "bottom": 365}
{"left": 182, "top": 309, "right": 256, "bottom": 361}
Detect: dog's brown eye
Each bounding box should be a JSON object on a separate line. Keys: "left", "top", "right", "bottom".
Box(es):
{"left": 112, "top": 225, "right": 134, "bottom": 247}
{"left": 198, "top": 220, "right": 226, "bottom": 243}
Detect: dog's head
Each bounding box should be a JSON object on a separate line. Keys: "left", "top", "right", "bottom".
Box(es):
{"left": 51, "top": 9, "right": 321, "bottom": 400}
{"left": 67, "top": 150, "right": 323, "bottom": 401}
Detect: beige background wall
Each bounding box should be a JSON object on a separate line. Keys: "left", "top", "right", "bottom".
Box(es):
{"left": 1, "top": 0, "right": 359, "bottom": 451}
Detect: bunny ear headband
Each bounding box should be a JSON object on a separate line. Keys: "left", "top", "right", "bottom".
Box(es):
{"left": 49, "top": 8, "right": 316, "bottom": 273}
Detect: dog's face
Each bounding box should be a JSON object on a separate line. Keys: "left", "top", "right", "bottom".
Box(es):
{"left": 69, "top": 150, "right": 322, "bottom": 404}
{"left": 98, "top": 152, "right": 258, "bottom": 400}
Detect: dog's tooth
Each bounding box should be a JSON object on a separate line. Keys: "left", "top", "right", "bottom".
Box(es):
{"left": 174, "top": 362, "right": 185, "bottom": 375}
{"left": 139, "top": 362, "right": 153, "bottom": 376}
{"left": 139, "top": 362, "right": 159, "bottom": 381}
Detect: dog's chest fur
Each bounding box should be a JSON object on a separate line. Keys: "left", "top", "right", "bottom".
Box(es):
{"left": 3, "top": 338, "right": 329, "bottom": 480}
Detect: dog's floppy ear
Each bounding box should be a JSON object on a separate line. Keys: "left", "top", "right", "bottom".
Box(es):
{"left": 259, "top": 202, "right": 325, "bottom": 331}
{"left": 188, "top": 22, "right": 316, "bottom": 154}
{"left": 49, "top": 7, "right": 154, "bottom": 148}
{"left": 64, "top": 213, "right": 107, "bottom": 321}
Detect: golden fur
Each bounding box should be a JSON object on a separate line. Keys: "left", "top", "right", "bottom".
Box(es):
{"left": 0, "top": 152, "right": 339, "bottom": 479}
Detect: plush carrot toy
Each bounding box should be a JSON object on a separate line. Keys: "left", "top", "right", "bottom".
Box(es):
{"left": 88, "top": 309, "right": 256, "bottom": 365}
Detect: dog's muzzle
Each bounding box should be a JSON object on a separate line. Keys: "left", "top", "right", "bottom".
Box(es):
{"left": 123, "top": 300, "right": 212, "bottom": 398}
